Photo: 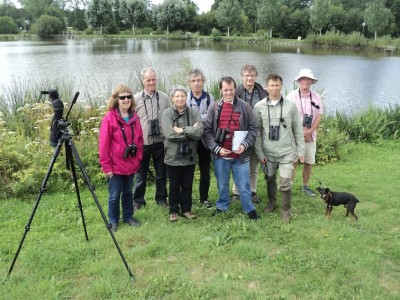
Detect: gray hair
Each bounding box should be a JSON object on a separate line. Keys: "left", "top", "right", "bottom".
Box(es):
{"left": 188, "top": 68, "right": 206, "bottom": 82}
{"left": 140, "top": 67, "right": 156, "bottom": 80}
{"left": 171, "top": 85, "right": 188, "bottom": 96}
{"left": 240, "top": 64, "right": 258, "bottom": 76}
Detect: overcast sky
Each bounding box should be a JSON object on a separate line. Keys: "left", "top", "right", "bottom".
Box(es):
{"left": 151, "top": 0, "right": 214, "bottom": 14}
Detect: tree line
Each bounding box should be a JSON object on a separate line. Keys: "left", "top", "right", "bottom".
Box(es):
{"left": 0, "top": 0, "right": 399, "bottom": 39}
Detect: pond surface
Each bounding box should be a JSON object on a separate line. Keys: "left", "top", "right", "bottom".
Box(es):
{"left": 1, "top": 39, "right": 399, "bottom": 115}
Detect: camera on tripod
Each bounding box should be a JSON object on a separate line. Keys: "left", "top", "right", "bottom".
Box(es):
{"left": 302, "top": 114, "right": 313, "bottom": 128}
{"left": 123, "top": 143, "right": 137, "bottom": 158}
{"left": 148, "top": 119, "right": 160, "bottom": 136}
{"left": 41, "top": 89, "right": 80, "bottom": 147}
{"left": 215, "top": 128, "right": 230, "bottom": 144}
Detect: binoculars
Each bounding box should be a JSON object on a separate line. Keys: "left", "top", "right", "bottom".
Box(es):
{"left": 148, "top": 119, "right": 160, "bottom": 136}
{"left": 302, "top": 114, "right": 313, "bottom": 128}
{"left": 215, "top": 128, "right": 230, "bottom": 144}
{"left": 123, "top": 143, "right": 137, "bottom": 158}
{"left": 269, "top": 125, "right": 280, "bottom": 141}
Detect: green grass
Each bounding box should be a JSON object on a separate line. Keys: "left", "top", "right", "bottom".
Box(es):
{"left": 1, "top": 140, "right": 399, "bottom": 299}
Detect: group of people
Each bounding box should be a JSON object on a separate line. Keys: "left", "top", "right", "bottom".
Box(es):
{"left": 98, "top": 65, "right": 323, "bottom": 231}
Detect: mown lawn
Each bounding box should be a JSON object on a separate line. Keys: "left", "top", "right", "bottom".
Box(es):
{"left": 1, "top": 140, "right": 399, "bottom": 299}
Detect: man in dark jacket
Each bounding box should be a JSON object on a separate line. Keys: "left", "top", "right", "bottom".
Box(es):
{"left": 232, "top": 64, "right": 268, "bottom": 204}
{"left": 204, "top": 76, "right": 259, "bottom": 220}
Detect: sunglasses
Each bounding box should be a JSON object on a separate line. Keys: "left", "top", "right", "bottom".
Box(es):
{"left": 311, "top": 101, "right": 320, "bottom": 109}
{"left": 118, "top": 95, "right": 132, "bottom": 100}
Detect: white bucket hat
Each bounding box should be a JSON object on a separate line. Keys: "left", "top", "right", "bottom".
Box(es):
{"left": 294, "top": 68, "right": 318, "bottom": 84}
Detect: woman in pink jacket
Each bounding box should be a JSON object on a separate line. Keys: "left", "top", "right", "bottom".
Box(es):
{"left": 99, "top": 84, "right": 144, "bottom": 232}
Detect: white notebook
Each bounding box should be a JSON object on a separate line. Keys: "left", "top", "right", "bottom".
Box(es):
{"left": 232, "top": 131, "right": 248, "bottom": 151}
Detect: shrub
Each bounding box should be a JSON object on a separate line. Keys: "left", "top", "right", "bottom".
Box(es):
{"left": 85, "top": 27, "right": 94, "bottom": 35}
{"left": 211, "top": 27, "right": 222, "bottom": 41}
{"left": 0, "top": 16, "right": 19, "bottom": 34}
{"left": 316, "top": 116, "right": 349, "bottom": 164}
{"left": 31, "top": 15, "right": 65, "bottom": 39}
{"left": 135, "top": 27, "right": 153, "bottom": 35}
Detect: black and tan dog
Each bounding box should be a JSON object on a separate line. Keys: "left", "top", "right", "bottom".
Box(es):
{"left": 316, "top": 187, "right": 360, "bottom": 221}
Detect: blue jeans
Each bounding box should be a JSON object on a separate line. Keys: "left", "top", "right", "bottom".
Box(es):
{"left": 213, "top": 158, "right": 255, "bottom": 214}
{"left": 108, "top": 174, "right": 135, "bottom": 225}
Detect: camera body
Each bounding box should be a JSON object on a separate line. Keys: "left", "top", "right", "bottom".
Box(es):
{"left": 269, "top": 125, "right": 280, "bottom": 141}
{"left": 215, "top": 128, "right": 230, "bottom": 144}
{"left": 148, "top": 119, "right": 160, "bottom": 136}
{"left": 123, "top": 143, "right": 137, "bottom": 158}
{"left": 302, "top": 114, "right": 313, "bottom": 128}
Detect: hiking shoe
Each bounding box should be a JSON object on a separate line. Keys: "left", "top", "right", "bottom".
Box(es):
{"left": 156, "top": 200, "right": 169, "bottom": 208}
{"left": 302, "top": 186, "right": 316, "bottom": 197}
{"left": 248, "top": 210, "right": 259, "bottom": 220}
{"left": 133, "top": 203, "right": 145, "bottom": 210}
{"left": 182, "top": 212, "right": 197, "bottom": 219}
{"left": 110, "top": 223, "right": 118, "bottom": 232}
{"left": 169, "top": 213, "right": 178, "bottom": 222}
{"left": 231, "top": 194, "right": 240, "bottom": 202}
{"left": 200, "top": 200, "right": 214, "bottom": 209}
{"left": 251, "top": 192, "right": 261, "bottom": 203}
{"left": 124, "top": 218, "right": 141, "bottom": 227}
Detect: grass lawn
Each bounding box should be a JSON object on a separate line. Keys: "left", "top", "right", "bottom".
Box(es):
{"left": 1, "top": 140, "right": 399, "bottom": 299}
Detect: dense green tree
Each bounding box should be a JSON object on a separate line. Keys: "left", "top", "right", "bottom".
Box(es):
{"left": 119, "top": 0, "right": 147, "bottom": 34}
{"left": 0, "top": 15, "right": 19, "bottom": 33}
{"left": 17, "top": 0, "right": 53, "bottom": 20}
{"left": 364, "top": 0, "right": 391, "bottom": 39}
{"left": 343, "top": 8, "right": 365, "bottom": 35}
{"left": 257, "top": 0, "right": 284, "bottom": 38}
{"left": 152, "top": 0, "right": 187, "bottom": 34}
{"left": 328, "top": 4, "right": 346, "bottom": 32}
{"left": 66, "top": 8, "right": 86, "bottom": 30}
{"left": 388, "top": 0, "right": 400, "bottom": 37}
{"left": 215, "top": 0, "right": 242, "bottom": 36}
{"left": 85, "top": 0, "right": 113, "bottom": 34}
{"left": 194, "top": 10, "right": 219, "bottom": 35}
{"left": 182, "top": 0, "right": 198, "bottom": 32}
{"left": 241, "top": 0, "right": 261, "bottom": 33}
{"left": 280, "top": 7, "right": 310, "bottom": 38}
{"left": 283, "top": 0, "right": 311, "bottom": 10}
{"left": 31, "top": 14, "right": 65, "bottom": 38}
{"left": 309, "top": 0, "right": 331, "bottom": 35}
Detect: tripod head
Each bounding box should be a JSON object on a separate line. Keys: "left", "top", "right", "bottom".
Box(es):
{"left": 41, "top": 90, "right": 80, "bottom": 147}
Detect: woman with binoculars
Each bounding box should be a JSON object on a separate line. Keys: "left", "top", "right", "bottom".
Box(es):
{"left": 162, "top": 86, "right": 203, "bottom": 222}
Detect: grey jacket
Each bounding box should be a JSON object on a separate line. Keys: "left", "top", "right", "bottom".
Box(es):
{"left": 161, "top": 104, "right": 203, "bottom": 166}
{"left": 235, "top": 82, "right": 268, "bottom": 109}
{"left": 204, "top": 97, "right": 257, "bottom": 163}
{"left": 253, "top": 96, "right": 305, "bottom": 160}
{"left": 134, "top": 90, "right": 170, "bottom": 146}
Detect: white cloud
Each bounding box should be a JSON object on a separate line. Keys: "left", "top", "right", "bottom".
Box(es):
{"left": 151, "top": 0, "right": 213, "bottom": 14}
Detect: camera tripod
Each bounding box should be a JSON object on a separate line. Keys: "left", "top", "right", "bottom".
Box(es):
{"left": 8, "top": 109, "right": 133, "bottom": 278}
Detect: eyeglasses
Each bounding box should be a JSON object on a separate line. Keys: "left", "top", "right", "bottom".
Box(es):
{"left": 118, "top": 95, "right": 132, "bottom": 100}
{"left": 190, "top": 79, "right": 203, "bottom": 83}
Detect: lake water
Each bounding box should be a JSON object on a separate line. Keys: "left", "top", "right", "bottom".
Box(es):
{"left": 1, "top": 39, "right": 399, "bottom": 115}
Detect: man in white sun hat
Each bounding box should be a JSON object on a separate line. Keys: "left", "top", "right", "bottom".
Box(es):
{"left": 287, "top": 69, "right": 323, "bottom": 197}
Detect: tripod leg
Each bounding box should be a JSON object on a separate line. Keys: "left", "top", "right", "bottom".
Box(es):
{"left": 65, "top": 142, "right": 89, "bottom": 241}
{"left": 8, "top": 140, "right": 64, "bottom": 277}
{"left": 68, "top": 140, "right": 134, "bottom": 278}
